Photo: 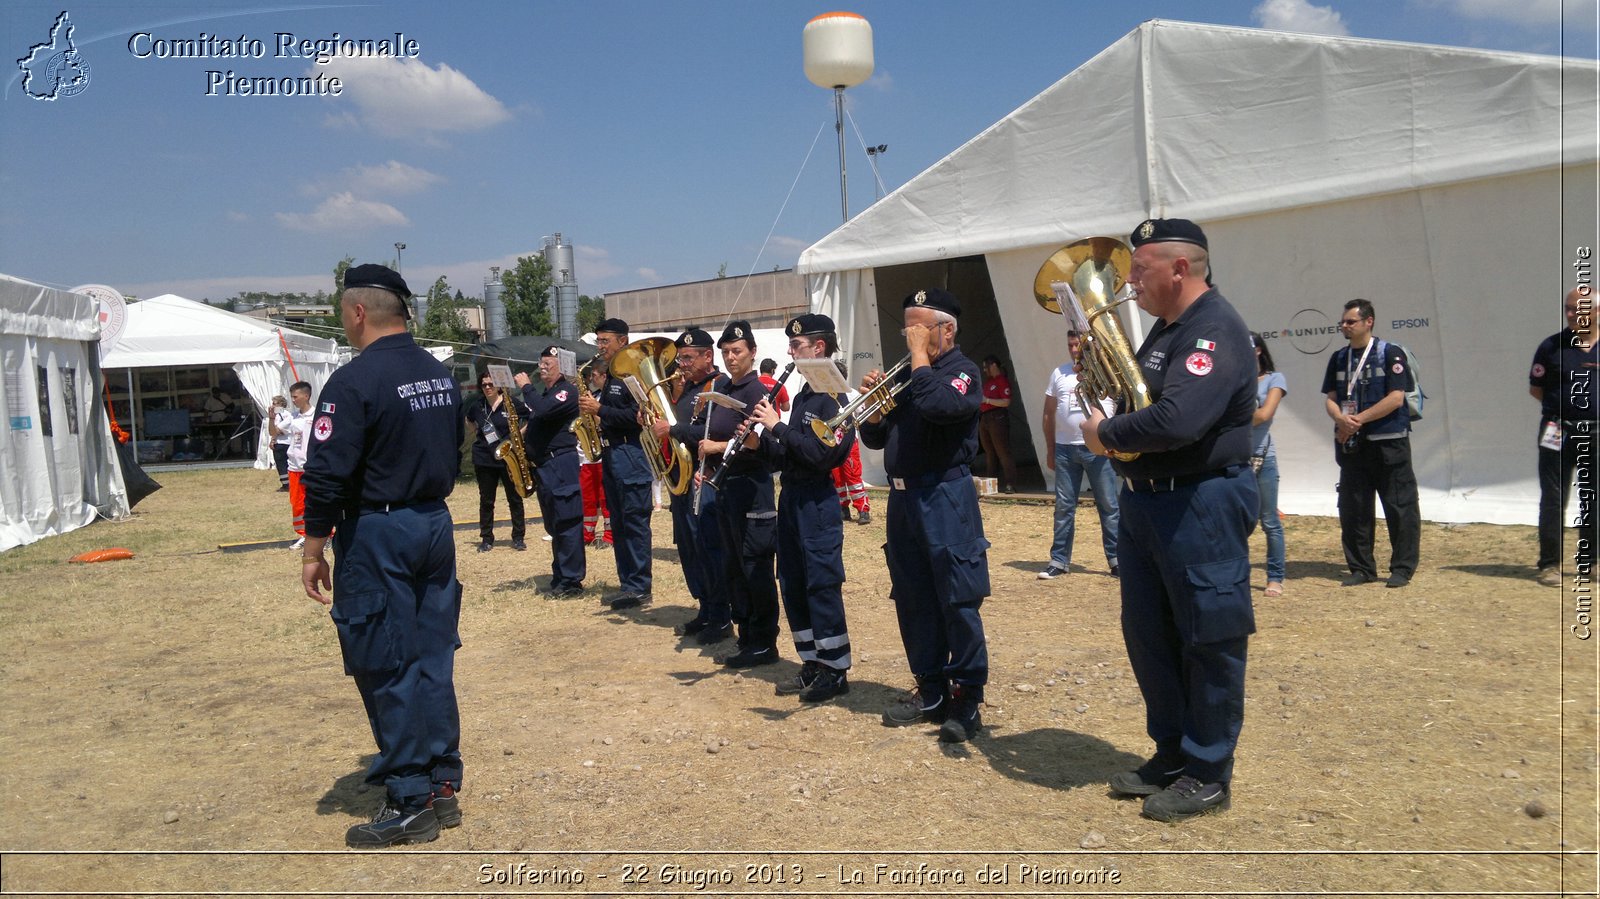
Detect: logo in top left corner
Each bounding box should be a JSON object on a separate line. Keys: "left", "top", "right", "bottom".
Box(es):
{"left": 17, "top": 11, "right": 91, "bottom": 101}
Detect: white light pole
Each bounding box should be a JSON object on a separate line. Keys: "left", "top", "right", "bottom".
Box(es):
{"left": 394, "top": 242, "right": 406, "bottom": 278}
{"left": 803, "top": 12, "right": 874, "bottom": 224}
{"left": 866, "top": 144, "right": 887, "bottom": 200}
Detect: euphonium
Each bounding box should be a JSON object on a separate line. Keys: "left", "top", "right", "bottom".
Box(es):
{"left": 609, "top": 336, "right": 695, "bottom": 496}
{"left": 1034, "top": 236, "right": 1150, "bottom": 462}
{"left": 810, "top": 354, "right": 912, "bottom": 447}
{"left": 569, "top": 357, "right": 605, "bottom": 461}
{"left": 492, "top": 385, "right": 535, "bottom": 497}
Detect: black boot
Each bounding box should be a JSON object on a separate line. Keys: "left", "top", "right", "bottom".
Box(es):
{"left": 882, "top": 674, "right": 948, "bottom": 726}
{"left": 938, "top": 683, "right": 984, "bottom": 743}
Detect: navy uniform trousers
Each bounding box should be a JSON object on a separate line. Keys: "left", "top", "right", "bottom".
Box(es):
{"left": 777, "top": 477, "right": 851, "bottom": 670}
{"left": 600, "top": 442, "right": 654, "bottom": 594}
{"left": 1335, "top": 436, "right": 1421, "bottom": 580}
{"left": 884, "top": 473, "right": 990, "bottom": 686}
{"left": 1118, "top": 467, "right": 1257, "bottom": 785}
{"left": 691, "top": 483, "right": 731, "bottom": 627}
{"left": 329, "top": 501, "right": 463, "bottom": 806}
{"left": 536, "top": 450, "right": 586, "bottom": 590}
{"left": 717, "top": 471, "right": 780, "bottom": 650}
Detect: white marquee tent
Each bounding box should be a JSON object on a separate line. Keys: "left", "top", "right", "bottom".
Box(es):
{"left": 800, "top": 20, "right": 1599, "bottom": 525}
{"left": 101, "top": 294, "right": 343, "bottom": 469}
{"left": 0, "top": 275, "right": 129, "bottom": 551}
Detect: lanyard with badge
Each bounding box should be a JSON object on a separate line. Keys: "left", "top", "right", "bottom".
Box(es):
{"left": 480, "top": 399, "right": 501, "bottom": 445}
{"left": 1341, "top": 341, "right": 1375, "bottom": 452}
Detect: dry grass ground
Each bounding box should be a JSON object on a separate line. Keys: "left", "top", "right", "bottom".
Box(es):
{"left": 0, "top": 467, "right": 1594, "bottom": 897}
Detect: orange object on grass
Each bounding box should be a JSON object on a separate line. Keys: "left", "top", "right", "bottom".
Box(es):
{"left": 69, "top": 548, "right": 135, "bottom": 563}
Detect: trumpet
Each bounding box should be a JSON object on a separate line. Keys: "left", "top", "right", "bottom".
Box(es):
{"left": 809, "top": 354, "right": 912, "bottom": 447}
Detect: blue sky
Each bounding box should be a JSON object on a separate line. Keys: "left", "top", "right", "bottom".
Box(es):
{"left": 2, "top": 0, "right": 1595, "bottom": 304}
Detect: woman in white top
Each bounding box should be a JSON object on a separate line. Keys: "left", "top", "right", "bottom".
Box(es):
{"left": 1251, "top": 335, "right": 1288, "bottom": 596}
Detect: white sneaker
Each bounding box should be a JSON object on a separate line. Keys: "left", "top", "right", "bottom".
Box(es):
{"left": 1037, "top": 564, "right": 1068, "bottom": 580}
{"left": 543, "top": 535, "right": 553, "bottom": 542}
{"left": 290, "top": 536, "right": 306, "bottom": 551}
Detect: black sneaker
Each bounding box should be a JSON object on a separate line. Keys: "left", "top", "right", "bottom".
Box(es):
{"left": 1109, "top": 563, "right": 1120, "bottom": 579}
{"left": 799, "top": 667, "right": 850, "bottom": 703}
{"left": 476, "top": 542, "right": 492, "bottom": 553}
{"left": 1141, "top": 775, "right": 1230, "bottom": 822}
{"left": 430, "top": 785, "right": 462, "bottom": 828}
{"left": 608, "top": 591, "right": 652, "bottom": 610}
{"left": 1340, "top": 571, "right": 1375, "bottom": 587}
{"left": 938, "top": 684, "right": 983, "bottom": 743}
{"left": 677, "top": 617, "right": 709, "bottom": 637}
{"left": 1109, "top": 759, "right": 1186, "bottom": 796}
{"left": 696, "top": 621, "right": 733, "bottom": 645}
{"left": 345, "top": 802, "right": 440, "bottom": 848}
{"left": 882, "top": 680, "right": 948, "bottom": 726}
{"left": 719, "top": 645, "right": 778, "bottom": 668}
{"left": 841, "top": 505, "right": 852, "bottom": 522}
{"left": 546, "top": 584, "right": 584, "bottom": 600}
{"left": 775, "top": 661, "right": 822, "bottom": 696}
{"left": 856, "top": 509, "right": 871, "bottom": 525}
{"left": 1385, "top": 572, "right": 1411, "bottom": 588}
{"left": 511, "top": 540, "right": 527, "bottom": 551}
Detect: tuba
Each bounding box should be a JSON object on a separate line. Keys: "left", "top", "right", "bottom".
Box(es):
{"left": 569, "top": 357, "right": 605, "bottom": 462}
{"left": 1034, "top": 236, "right": 1150, "bottom": 462}
{"left": 609, "top": 337, "right": 695, "bottom": 496}
{"left": 492, "top": 385, "right": 535, "bottom": 497}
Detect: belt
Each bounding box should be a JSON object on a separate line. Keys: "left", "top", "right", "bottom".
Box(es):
{"left": 534, "top": 448, "right": 576, "bottom": 465}
{"left": 354, "top": 498, "right": 447, "bottom": 515}
{"left": 889, "top": 466, "right": 970, "bottom": 491}
{"left": 1122, "top": 465, "right": 1244, "bottom": 494}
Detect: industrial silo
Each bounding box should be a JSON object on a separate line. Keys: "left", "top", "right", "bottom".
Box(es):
{"left": 484, "top": 266, "right": 507, "bottom": 341}
{"left": 543, "top": 233, "right": 579, "bottom": 340}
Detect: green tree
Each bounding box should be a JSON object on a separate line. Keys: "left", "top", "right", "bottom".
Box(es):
{"left": 577, "top": 293, "right": 606, "bottom": 335}
{"left": 416, "top": 276, "right": 475, "bottom": 345}
{"left": 501, "top": 254, "right": 553, "bottom": 336}
{"left": 716, "top": 262, "right": 727, "bottom": 279}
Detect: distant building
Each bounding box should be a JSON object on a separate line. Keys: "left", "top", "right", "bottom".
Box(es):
{"left": 238, "top": 301, "right": 487, "bottom": 342}
{"left": 604, "top": 268, "right": 807, "bottom": 332}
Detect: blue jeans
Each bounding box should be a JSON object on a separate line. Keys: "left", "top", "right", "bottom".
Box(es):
{"left": 1050, "top": 443, "right": 1120, "bottom": 569}
{"left": 1255, "top": 454, "right": 1286, "bottom": 582}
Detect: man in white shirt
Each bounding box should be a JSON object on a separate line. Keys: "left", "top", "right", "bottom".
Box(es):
{"left": 283, "top": 381, "right": 314, "bottom": 550}
{"left": 1039, "top": 331, "right": 1120, "bottom": 579}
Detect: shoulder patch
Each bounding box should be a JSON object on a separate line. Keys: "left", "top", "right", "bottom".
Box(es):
{"left": 950, "top": 377, "right": 969, "bottom": 394}
{"left": 555, "top": 389, "right": 569, "bottom": 402}
{"left": 320, "top": 402, "right": 335, "bottom": 413}
{"left": 1184, "top": 352, "right": 1214, "bottom": 377}
{"left": 1195, "top": 339, "right": 1216, "bottom": 351}
{"left": 1532, "top": 362, "right": 1546, "bottom": 378}
{"left": 1391, "top": 362, "right": 1405, "bottom": 374}
{"left": 312, "top": 415, "right": 334, "bottom": 441}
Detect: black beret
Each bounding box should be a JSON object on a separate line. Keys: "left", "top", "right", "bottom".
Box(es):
{"left": 675, "top": 328, "right": 714, "bottom": 349}
{"left": 540, "top": 345, "right": 561, "bottom": 358}
{"left": 344, "top": 263, "right": 413, "bottom": 319}
{"left": 595, "top": 317, "right": 629, "bottom": 335}
{"left": 1130, "top": 218, "right": 1208, "bottom": 250}
{"left": 785, "top": 313, "right": 835, "bottom": 337}
{"left": 902, "top": 287, "right": 961, "bottom": 318}
{"left": 718, "top": 320, "right": 755, "bottom": 346}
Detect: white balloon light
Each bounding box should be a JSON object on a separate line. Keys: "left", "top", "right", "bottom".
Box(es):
{"left": 802, "top": 12, "right": 875, "bottom": 223}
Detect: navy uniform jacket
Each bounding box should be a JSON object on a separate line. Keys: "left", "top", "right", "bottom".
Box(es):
{"left": 302, "top": 332, "right": 463, "bottom": 538}
{"left": 858, "top": 347, "right": 981, "bottom": 478}
{"left": 520, "top": 376, "right": 579, "bottom": 460}
{"left": 706, "top": 370, "right": 770, "bottom": 477}
{"left": 669, "top": 371, "right": 720, "bottom": 459}
{"left": 596, "top": 371, "right": 643, "bottom": 447}
{"left": 756, "top": 384, "right": 853, "bottom": 483}
{"left": 1530, "top": 328, "right": 1599, "bottom": 424}
{"left": 465, "top": 392, "right": 531, "bottom": 468}
{"left": 1098, "top": 289, "right": 1256, "bottom": 479}
{"left": 1320, "top": 340, "right": 1414, "bottom": 438}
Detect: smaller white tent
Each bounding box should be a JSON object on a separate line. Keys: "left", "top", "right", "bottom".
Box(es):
{"left": 101, "top": 295, "right": 342, "bottom": 469}
{"left": 0, "top": 275, "right": 130, "bottom": 551}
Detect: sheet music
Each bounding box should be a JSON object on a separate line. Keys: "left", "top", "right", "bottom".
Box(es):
{"left": 794, "top": 358, "right": 850, "bottom": 395}
{"left": 486, "top": 364, "right": 515, "bottom": 391}
{"left": 555, "top": 348, "right": 577, "bottom": 379}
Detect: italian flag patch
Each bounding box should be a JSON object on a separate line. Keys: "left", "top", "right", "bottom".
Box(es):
{"left": 1194, "top": 339, "right": 1216, "bottom": 351}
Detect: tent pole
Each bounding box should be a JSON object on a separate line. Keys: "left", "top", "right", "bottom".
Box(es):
{"left": 835, "top": 86, "right": 849, "bottom": 223}
{"left": 127, "top": 369, "right": 138, "bottom": 445}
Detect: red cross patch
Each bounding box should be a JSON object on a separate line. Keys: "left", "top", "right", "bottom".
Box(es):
{"left": 1184, "top": 352, "right": 1213, "bottom": 376}
{"left": 1532, "top": 363, "right": 1546, "bottom": 377}
{"left": 950, "top": 377, "right": 968, "bottom": 394}
{"left": 312, "top": 415, "right": 334, "bottom": 441}
{"left": 555, "top": 390, "right": 568, "bottom": 401}
{"left": 1392, "top": 362, "right": 1404, "bottom": 374}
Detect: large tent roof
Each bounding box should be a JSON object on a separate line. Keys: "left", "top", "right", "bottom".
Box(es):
{"left": 799, "top": 20, "right": 1599, "bottom": 274}
{"left": 101, "top": 294, "right": 339, "bottom": 368}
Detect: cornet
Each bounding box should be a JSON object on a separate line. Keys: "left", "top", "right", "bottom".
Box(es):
{"left": 809, "top": 354, "right": 912, "bottom": 448}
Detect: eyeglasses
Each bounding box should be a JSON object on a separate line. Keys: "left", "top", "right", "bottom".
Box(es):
{"left": 1338, "top": 318, "right": 1364, "bottom": 327}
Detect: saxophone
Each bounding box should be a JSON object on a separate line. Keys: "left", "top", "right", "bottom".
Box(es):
{"left": 569, "top": 357, "right": 605, "bottom": 461}
{"left": 493, "top": 387, "right": 535, "bottom": 497}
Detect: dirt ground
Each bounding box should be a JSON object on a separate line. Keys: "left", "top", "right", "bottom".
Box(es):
{"left": 0, "top": 467, "right": 1594, "bottom": 898}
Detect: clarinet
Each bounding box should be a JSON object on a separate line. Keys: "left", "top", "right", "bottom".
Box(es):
{"left": 707, "top": 363, "right": 793, "bottom": 492}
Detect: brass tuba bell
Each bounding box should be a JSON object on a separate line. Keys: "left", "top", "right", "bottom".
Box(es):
{"left": 608, "top": 337, "right": 695, "bottom": 496}
{"left": 1034, "top": 236, "right": 1149, "bottom": 462}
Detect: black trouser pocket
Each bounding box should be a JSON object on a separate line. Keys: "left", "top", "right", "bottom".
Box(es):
{"left": 330, "top": 590, "right": 401, "bottom": 675}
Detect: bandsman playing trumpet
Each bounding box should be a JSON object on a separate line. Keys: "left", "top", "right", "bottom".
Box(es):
{"left": 745, "top": 314, "right": 855, "bottom": 702}
{"left": 515, "top": 347, "right": 585, "bottom": 599}
{"left": 862, "top": 288, "right": 992, "bottom": 743}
